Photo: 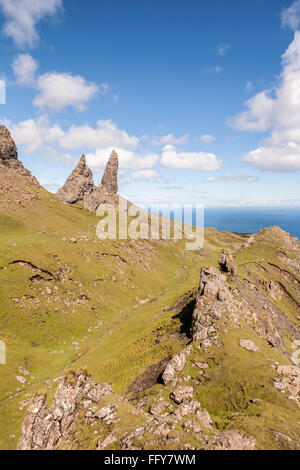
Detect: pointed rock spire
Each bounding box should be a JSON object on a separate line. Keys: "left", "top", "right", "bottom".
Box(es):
{"left": 56, "top": 155, "right": 95, "bottom": 205}
{"left": 101, "top": 150, "right": 118, "bottom": 194}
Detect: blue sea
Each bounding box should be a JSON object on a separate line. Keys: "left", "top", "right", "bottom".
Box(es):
{"left": 203, "top": 208, "right": 300, "bottom": 239}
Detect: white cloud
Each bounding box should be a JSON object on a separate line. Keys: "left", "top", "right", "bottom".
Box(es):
{"left": 228, "top": 90, "right": 275, "bottom": 131}
{"left": 281, "top": 0, "right": 300, "bottom": 30}
{"left": 217, "top": 42, "right": 230, "bottom": 55}
{"left": 59, "top": 120, "right": 139, "bottom": 150}
{"left": 11, "top": 54, "right": 38, "bottom": 86}
{"left": 200, "top": 134, "right": 215, "bottom": 144}
{"left": 151, "top": 133, "right": 189, "bottom": 146}
{"left": 243, "top": 142, "right": 300, "bottom": 171}
{"left": 132, "top": 169, "right": 159, "bottom": 180}
{"left": 33, "top": 72, "right": 99, "bottom": 112}
{"left": 86, "top": 148, "right": 159, "bottom": 171}
{"left": 221, "top": 176, "right": 258, "bottom": 183}
{"left": 229, "top": 31, "right": 300, "bottom": 171}
{"left": 7, "top": 117, "right": 139, "bottom": 157}
{"left": 0, "top": 0, "right": 62, "bottom": 48}
{"left": 204, "top": 175, "right": 258, "bottom": 183}
{"left": 10, "top": 115, "right": 63, "bottom": 153}
{"left": 160, "top": 144, "right": 222, "bottom": 171}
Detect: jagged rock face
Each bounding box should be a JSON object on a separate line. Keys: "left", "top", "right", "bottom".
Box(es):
{"left": 162, "top": 346, "right": 191, "bottom": 384}
{"left": 17, "top": 371, "right": 113, "bottom": 450}
{"left": 18, "top": 369, "right": 256, "bottom": 451}
{"left": 0, "top": 126, "right": 39, "bottom": 185}
{"left": 191, "top": 266, "right": 234, "bottom": 344}
{"left": 0, "top": 126, "right": 18, "bottom": 161}
{"left": 218, "top": 249, "right": 237, "bottom": 275}
{"left": 56, "top": 155, "right": 95, "bottom": 205}
{"left": 101, "top": 150, "right": 118, "bottom": 194}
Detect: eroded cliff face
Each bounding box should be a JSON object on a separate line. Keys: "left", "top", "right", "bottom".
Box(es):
{"left": 17, "top": 227, "right": 300, "bottom": 451}
{"left": 0, "top": 126, "right": 39, "bottom": 185}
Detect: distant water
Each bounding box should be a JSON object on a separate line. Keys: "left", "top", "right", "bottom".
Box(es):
{"left": 203, "top": 208, "right": 300, "bottom": 239}
{"left": 149, "top": 206, "right": 300, "bottom": 239}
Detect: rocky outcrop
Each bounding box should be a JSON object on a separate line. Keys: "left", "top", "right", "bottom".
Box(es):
{"left": 218, "top": 249, "right": 237, "bottom": 275}
{"left": 191, "top": 266, "right": 234, "bottom": 344}
{"left": 17, "top": 370, "right": 113, "bottom": 450}
{"left": 273, "top": 365, "right": 300, "bottom": 404}
{"left": 56, "top": 150, "right": 119, "bottom": 211}
{"left": 162, "top": 346, "right": 191, "bottom": 384}
{"left": 0, "top": 125, "right": 18, "bottom": 161}
{"left": 83, "top": 184, "right": 119, "bottom": 212}
{"left": 101, "top": 150, "right": 118, "bottom": 194}
{"left": 18, "top": 369, "right": 256, "bottom": 451}
{"left": 0, "top": 126, "right": 39, "bottom": 185}
{"left": 56, "top": 155, "right": 95, "bottom": 205}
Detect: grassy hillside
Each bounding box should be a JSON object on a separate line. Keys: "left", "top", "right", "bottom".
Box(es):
{"left": 0, "top": 170, "right": 299, "bottom": 450}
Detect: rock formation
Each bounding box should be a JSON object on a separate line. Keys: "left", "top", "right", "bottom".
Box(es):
{"left": 0, "top": 125, "right": 18, "bottom": 161}
{"left": 56, "top": 155, "right": 95, "bottom": 205}
{"left": 56, "top": 150, "right": 119, "bottom": 211}
{"left": 18, "top": 369, "right": 256, "bottom": 450}
{"left": 17, "top": 370, "right": 114, "bottom": 450}
{"left": 101, "top": 150, "right": 118, "bottom": 194}
{"left": 0, "top": 125, "right": 39, "bottom": 184}
{"left": 218, "top": 249, "right": 237, "bottom": 275}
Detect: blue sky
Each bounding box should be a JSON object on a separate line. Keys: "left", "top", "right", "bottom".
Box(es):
{"left": 1, "top": 0, "right": 300, "bottom": 207}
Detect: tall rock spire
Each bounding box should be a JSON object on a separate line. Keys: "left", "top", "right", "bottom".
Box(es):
{"left": 56, "top": 155, "right": 95, "bottom": 205}
{"left": 101, "top": 150, "right": 118, "bottom": 194}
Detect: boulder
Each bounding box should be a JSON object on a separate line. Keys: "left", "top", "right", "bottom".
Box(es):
{"left": 170, "top": 386, "right": 193, "bottom": 404}
{"left": 239, "top": 339, "right": 260, "bottom": 352}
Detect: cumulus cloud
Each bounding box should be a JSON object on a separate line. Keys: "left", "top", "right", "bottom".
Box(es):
{"left": 11, "top": 54, "right": 38, "bottom": 86}
{"left": 131, "top": 169, "right": 159, "bottom": 180}
{"left": 151, "top": 133, "right": 189, "bottom": 146}
{"left": 229, "top": 30, "right": 300, "bottom": 171}
{"left": 281, "top": 0, "right": 300, "bottom": 30}
{"left": 10, "top": 115, "right": 63, "bottom": 153}
{"left": 59, "top": 120, "right": 139, "bottom": 150}
{"left": 160, "top": 145, "right": 222, "bottom": 171}
{"left": 0, "top": 0, "right": 62, "bottom": 47}
{"left": 8, "top": 117, "right": 139, "bottom": 158}
{"left": 33, "top": 72, "right": 99, "bottom": 112}
{"left": 243, "top": 142, "right": 300, "bottom": 171}
{"left": 200, "top": 134, "right": 215, "bottom": 144}
{"left": 86, "top": 148, "right": 159, "bottom": 171}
